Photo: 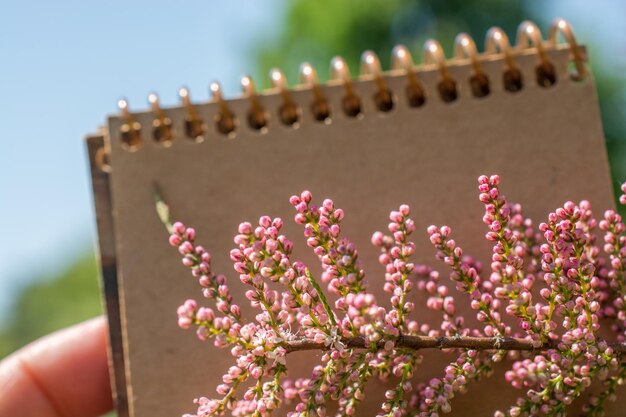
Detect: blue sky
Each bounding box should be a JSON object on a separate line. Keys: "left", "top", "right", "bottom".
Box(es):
{"left": 0, "top": 0, "right": 624, "bottom": 323}
{"left": 0, "top": 0, "right": 284, "bottom": 320}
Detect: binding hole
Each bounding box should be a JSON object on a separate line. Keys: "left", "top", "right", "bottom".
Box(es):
{"left": 120, "top": 123, "right": 142, "bottom": 150}
{"left": 210, "top": 81, "right": 237, "bottom": 137}
{"left": 342, "top": 94, "right": 362, "bottom": 117}
{"left": 405, "top": 84, "right": 426, "bottom": 107}
{"left": 438, "top": 79, "right": 458, "bottom": 103}
{"left": 179, "top": 87, "right": 206, "bottom": 142}
{"left": 279, "top": 103, "right": 300, "bottom": 126}
{"left": 470, "top": 73, "right": 490, "bottom": 98}
{"left": 184, "top": 119, "right": 205, "bottom": 141}
{"left": 184, "top": 118, "right": 206, "bottom": 141}
{"left": 118, "top": 99, "right": 143, "bottom": 151}
{"left": 300, "top": 63, "right": 331, "bottom": 123}
{"left": 310, "top": 98, "right": 331, "bottom": 122}
{"left": 503, "top": 68, "right": 524, "bottom": 92}
{"left": 247, "top": 111, "right": 268, "bottom": 130}
{"left": 374, "top": 88, "right": 394, "bottom": 112}
{"left": 536, "top": 61, "right": 557, "bottom": 88}
{"left": 152, "top": 118, "right": 174, "bottom": 145}
{"left": 215, "top": 111, "right": 237, "bottom": 136}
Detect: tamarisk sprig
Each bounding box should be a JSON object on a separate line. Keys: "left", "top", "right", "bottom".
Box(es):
{"left": 156, "top": 177, "right": 626, "bottom": 417}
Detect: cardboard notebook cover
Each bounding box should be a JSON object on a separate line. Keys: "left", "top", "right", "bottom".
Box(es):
{"left": 88, "top": 44, "right": 620, "bottom": 416}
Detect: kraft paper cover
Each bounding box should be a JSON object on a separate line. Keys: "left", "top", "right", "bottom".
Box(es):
{"left": 102, "top": 47, "right": 617, "bottom": 416}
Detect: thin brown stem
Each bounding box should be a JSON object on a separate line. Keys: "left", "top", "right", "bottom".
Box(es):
{"left": 283, "top": 335, "right": 626, "bottom": 354}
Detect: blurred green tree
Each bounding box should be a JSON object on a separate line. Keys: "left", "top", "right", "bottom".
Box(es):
{"left": 0, "top": 255, "right": 102, "bottom": 358}
{"left": 255, "top": 0, "right": 526, "bottom": 84}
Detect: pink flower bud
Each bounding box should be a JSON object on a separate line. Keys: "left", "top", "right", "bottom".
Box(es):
{"left": 185, "top": 228, "right": 196, "bottom": 241}
{"left": 300, "top": 190, "right": 312, "bottom": 203}
{"left": 371, "top": 231, "right": 384, "bottom": 246}
{"left": 172, "top": 221, "right": 185, "bottom": 235}
{"left": 169, "top": 234, "right": 182, "bottom": 246}
{"left": 272, "top": 217, "right": 283, "bottom": 229}
{"left": 234, "top": 262, "right": 249, "bottom": 274}
{"left": 250, "top": 366, "right": 263, "bottom": 379}
{"left": 178, "top": 317, "right": 192, "bottom": 329}
{"left": 182, "top": 255, "right": 196, "bottom": 268}
{"left": 389, "top": 211, "right": 403, "bottom": 224}
{"left": 178, "top": 241, "right": 193, "bottom": 255}
{"left": 321, "top": 198, "right": 334, "bottom": 212}
{"left": 259, "top": 215, "right": 272, "bottom": 228}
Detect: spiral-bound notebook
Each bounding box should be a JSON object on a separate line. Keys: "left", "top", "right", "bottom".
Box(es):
{"left": 87, "top": 20, "right": 618, "bottom": 417}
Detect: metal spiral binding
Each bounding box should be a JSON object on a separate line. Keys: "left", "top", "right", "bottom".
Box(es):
{"left": 271, "top": 68, "right": 300, "bottom": 127}
{"left": 361, "top": 51, "right": 394, "bottom": 112}
{"left": 485, "top": 27, "right": 523, "bottom": 92}
{"left": 300, "top": 62, "right": 331, "bottom": 122}
{"left": 116, "top": 18, "right": 588, "bottom": 152}
{"left": 391, "top": 45, "right": 426, "bottom": 107}
{"left": 454, "top": 33, "right": 490, "bottom": 98}
{"left": 178, "top": 87, "right": 206, "bottom": 141}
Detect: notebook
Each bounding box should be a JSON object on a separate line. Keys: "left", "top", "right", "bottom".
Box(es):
{"left": 86, "top": 19, "right": 617, "bottom": 417}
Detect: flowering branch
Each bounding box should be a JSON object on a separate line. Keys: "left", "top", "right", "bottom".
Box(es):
{"left": 156, "top": 177, "right": 626, "bottom": 417}
{"left": 281, "top": 334, "right": 626, "bottom": 353}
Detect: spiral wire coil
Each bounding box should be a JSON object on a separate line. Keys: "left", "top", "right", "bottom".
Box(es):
{"left": 116, "top": 18, "right": 587, "bottom": 151}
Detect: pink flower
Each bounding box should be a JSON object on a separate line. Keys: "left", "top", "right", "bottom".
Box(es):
{"left": 161, "top": 176, "right": 626, "bottom": 417}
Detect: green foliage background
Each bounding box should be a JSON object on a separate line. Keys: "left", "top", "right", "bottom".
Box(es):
{"left": 0, "top": 256, "right": 101, "bottom": 357}
{"left": 255, "top": 0, "right": 526, "bottom": 84}
{"left": 1, "top": 3, "right": 624, "bottom": 417}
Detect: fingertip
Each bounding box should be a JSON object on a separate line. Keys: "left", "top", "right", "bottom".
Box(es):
{"left": 0, "top": 316, "right": 113, "bottom": 417}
